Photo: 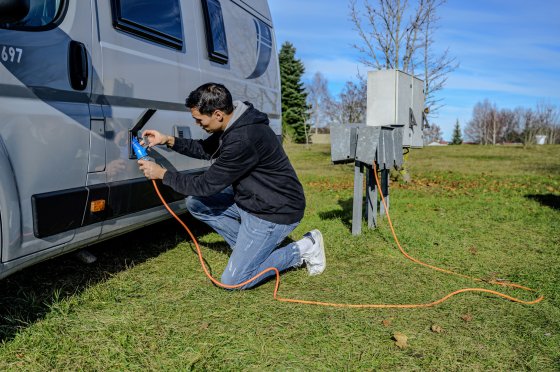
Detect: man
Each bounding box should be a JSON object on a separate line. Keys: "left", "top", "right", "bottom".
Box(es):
{"left": 138, "top": 83, "right": 325, "bottom": 289}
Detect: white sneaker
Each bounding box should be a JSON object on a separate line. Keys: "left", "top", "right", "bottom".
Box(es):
{"left": 300, "top": 229, "right": 326, "bottom": 276}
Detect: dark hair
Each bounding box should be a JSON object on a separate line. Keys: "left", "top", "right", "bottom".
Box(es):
{"left": 185, "top": 83, "right": 234, "bottom": 115}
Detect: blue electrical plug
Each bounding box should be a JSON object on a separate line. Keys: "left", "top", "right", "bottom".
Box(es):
{"left": 131, "top": 136, "right": 154, "bottom": 162}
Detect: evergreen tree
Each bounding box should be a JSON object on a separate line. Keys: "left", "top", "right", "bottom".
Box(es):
{"left": 279, "top": 42, "right": 309, "bottom": 143}
{"left": 451, "top": 119, "right": 463, "bottom": 145}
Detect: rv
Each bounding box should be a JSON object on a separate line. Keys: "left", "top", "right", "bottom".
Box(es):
{"left": 0, "top": 0, "right": 282, "bottom": 279}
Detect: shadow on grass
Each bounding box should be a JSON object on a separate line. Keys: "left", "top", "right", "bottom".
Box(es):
{"left": 0, "top": 214, "right": 211, "bottom": 343}
{"left": 525, "top": 193, "right": 560, "bottom": 210}
{"left": 318, "top": 198, "right": 354, "bottom": 231}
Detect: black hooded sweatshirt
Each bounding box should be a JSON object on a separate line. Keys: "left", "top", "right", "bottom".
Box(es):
{"left": 162, "top": 103, "right": 305, "bottom": 225}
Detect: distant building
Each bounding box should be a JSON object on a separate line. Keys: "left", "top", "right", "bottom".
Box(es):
{"left": 427, "top": 140, "right": 448, "bottom": 146}
{"left": 535, "top": 135, "right": 547, "bottom": 145}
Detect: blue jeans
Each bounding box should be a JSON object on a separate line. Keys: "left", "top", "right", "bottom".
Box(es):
{"left": 186, "top": 187, "right": 302, "bottom": 289}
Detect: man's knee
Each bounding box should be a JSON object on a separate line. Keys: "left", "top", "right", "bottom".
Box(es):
{"left": 185, "top": 196, "right": 205, "bottom": 217}
{"left": 220, "top": 268, "right": 253, "bottom": 290}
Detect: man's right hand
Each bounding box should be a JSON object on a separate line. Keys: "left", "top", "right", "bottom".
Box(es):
{"left": 141, "top": 129, "right": 174, "bottom": 148}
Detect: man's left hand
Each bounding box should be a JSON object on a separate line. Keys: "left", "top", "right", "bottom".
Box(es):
{"left": 138, "top": 160, "right": 166, "bottom": 180}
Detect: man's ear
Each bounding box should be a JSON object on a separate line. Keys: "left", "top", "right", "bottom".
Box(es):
{"left": 214, "top": 110, "right": 225, "bottom": 121}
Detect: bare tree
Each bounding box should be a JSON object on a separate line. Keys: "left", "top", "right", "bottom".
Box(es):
{"left": 325, "top": 78, "right": 368, "bottom": 124}
{"left": 535, "top": 101, "right": 560, "bottom": 144}
{"left": 518, "top": 108, "right": 538, "bottom": 146}
{"left": 517, "top": 103, "right": 559, "bottom": 145}
{"left": 465, "top": 100, "right": 559, "bottom": 145}
{"left": 464, "top": 99, "right": 496, "bottom": 144}
{"left": 421, "top": 0, "right": 458, "bottom": 114}
{"left": 498, "top": 108, "right": 519, "bottom": 143}
{"left": 423, "top": 122, "right": 443, "bottom": 144}
{"left": 306, "top": 72, "right": 332, "bottom": 134}
{"left": 349, "top": 0, "right": 457, "bottom": 117}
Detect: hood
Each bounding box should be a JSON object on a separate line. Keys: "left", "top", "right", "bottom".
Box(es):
{"left": 226, "top": 102, "right": 269, "bottom": 131}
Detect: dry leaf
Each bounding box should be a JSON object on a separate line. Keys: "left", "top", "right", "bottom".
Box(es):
{"left": 468, "top": 246, "right": 478, "bottom": 255}
{"left": 200, "top": 322, "right": 210, "bottom": 330}
{"left": 382, "top": 319, "right": 392, "bottom": 327}
{"left": 393, "top": 332, "right": 408, "bottom": 349}
{"left": 431, "top": 324, "right": 443, "bottom": 333}
{"left": 461, "top": 314, "right": 473, "bottom": 322}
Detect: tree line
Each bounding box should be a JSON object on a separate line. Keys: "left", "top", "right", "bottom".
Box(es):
{"left": 464, "top": 100, "right": 559, "bottom": 145}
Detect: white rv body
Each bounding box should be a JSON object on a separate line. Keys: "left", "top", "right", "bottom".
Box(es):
{"left": 0, "top": 0, "right": 281, "bottom": 279}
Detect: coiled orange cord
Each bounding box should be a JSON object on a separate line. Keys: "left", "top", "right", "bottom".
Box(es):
{"left": 151, "top": 162, "right": 543, "bottom": 308}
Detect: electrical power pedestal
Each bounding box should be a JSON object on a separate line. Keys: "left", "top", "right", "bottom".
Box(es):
{"left": 330, "top": 70, "right": 426, "bottom": 235}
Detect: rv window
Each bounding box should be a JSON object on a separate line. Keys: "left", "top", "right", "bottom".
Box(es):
{"left": 0, "top": 0, "right": 64, "bottom": 30}
{"left": 201, "top": 0, "right": 228, "bottom": 64}
{"left": 111, "top": 0, "right": 183, "bottom": 50}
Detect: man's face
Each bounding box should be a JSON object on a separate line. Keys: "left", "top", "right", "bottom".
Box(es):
{"left": 190, "top": 108, "right": 226, "bottom": 133}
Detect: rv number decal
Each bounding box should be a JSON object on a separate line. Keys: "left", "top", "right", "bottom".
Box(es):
{"left": 1, "top": 46, "right": 23, "bottom": 64}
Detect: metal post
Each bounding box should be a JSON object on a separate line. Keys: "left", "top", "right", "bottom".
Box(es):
{"left": 365, "top": 164, "right": 377, "bottom": 228}
{"left": 379, "top": 169, "right": 390, "bottom": 218}
{"left": 352, "top": 161, "right": 364, "bottom": 235}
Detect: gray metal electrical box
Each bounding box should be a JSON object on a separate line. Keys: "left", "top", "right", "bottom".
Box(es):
{"left": 330, "top": 124, "right": 362, "bottom": 164}
{"left": 366, "top": 70, "right": 425, "bottom": 148}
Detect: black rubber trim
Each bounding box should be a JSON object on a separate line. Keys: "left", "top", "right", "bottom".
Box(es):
{"left": 32, "top": 187, "right": 88, "bottom": 238}
{"left": 32, "top": 170, "right": 202, "bottom": 238}
{"left": 106, "top": 178, "right": 184, "bottom": 219}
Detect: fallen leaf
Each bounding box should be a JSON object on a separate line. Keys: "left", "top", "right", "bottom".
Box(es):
{"left": 468, "top": 246, "right": 478, "bottom": 255}
{"left": 200, "top": 322, "right": 210, "bottom": 330}
{"left": 461, "top": 314, "right": 473, "bottom": 322}
{"left": 382, "top": 319, "right": 392, "bottom": 327}
{"left": 431, "top": 324, "right": 443, "bottom": 333}
{"left": 393, "top": 332, "right": 408, "bottom": 349}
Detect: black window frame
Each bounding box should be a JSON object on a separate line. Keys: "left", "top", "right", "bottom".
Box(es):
{"left": 201, "top": 0, "right": 229, "bottom": 64}
{"left": 110, "top": 0, "right": 184, "bottom": 51}
{"left": 0, "top": 0, "right": 68, "bottom": 31}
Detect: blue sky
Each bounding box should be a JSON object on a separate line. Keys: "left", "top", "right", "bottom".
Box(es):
{"left": 268, "top": 0, "right": 560, "bottom": 140}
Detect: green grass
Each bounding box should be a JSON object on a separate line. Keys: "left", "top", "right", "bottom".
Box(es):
{"left": 1, "top": 144, "right": 559, "bottom": 370}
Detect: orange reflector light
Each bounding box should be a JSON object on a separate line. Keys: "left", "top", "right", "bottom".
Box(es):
{"left": 90, "top": 200, "right": 106, "bottom": 213}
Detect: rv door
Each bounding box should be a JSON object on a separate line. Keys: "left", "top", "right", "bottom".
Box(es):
{"left": 0, "top": 1, "right": 96, "bottom": 261}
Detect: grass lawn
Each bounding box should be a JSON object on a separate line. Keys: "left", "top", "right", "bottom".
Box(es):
{"left": 1, "top": 144, "right": 559, "bottom": 370}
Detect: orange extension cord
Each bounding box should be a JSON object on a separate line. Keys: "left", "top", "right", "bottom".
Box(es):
{"left": 151, "top": 162, "right": 543, "bottom": 308}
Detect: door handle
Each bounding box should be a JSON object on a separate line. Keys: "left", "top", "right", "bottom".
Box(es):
{"left": 68, "top": 40, "right": 88, "bottom": 91}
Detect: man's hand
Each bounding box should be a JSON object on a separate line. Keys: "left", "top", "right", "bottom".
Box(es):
{"left": 138, "top": 159, "right": 166, "bottom": 180}
{"left": 141, "top": 129, "right": 174, "bottom": 148}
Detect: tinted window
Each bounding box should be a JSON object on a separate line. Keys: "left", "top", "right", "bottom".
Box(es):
{"left": 201, "top": 0, "right": 228, "bottom": 64}
{"left": 0, "top": 0, "right": 63, "bottom": 30}
{"left": 112, "top": 0, "right": 183, "bottom": 50}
